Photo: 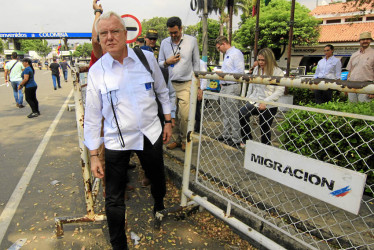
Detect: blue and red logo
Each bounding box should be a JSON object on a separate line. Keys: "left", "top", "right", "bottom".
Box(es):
{"left": 330, "top": 186, "right": 351, "bottom": 197}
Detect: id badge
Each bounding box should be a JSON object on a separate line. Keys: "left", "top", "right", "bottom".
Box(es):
{"left": 145, "top": 82, "right": 152, "bottom": 90}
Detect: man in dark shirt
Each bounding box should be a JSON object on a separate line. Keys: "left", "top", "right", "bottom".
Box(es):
{"left": 59, "top": 59, "right": 71, "bottom": 82}
{"left": 49, "top": 58, "right": 61, "bottom": 90}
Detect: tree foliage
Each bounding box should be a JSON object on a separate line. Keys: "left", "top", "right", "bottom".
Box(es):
{"left": 20, "top": 39, "right": 51, "bottom": 58}
{"left": 0, "top": 39, "right": 4, "bottom": 54}
{"left": 234, "top": 0, "right": 320, "bottom": 51}
{"left": 140, "top": 17, "right": 169, "bottom": 45}
{"left": 185, "top": 18, "right": 224, "bottom": 64}
{"left": 72, "top": 43, "right": 92, "bottom": 58}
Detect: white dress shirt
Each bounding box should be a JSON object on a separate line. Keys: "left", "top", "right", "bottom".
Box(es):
{"left": 314, "top": 55, "right": 342, "bottom": 80}
{"left": 246, "top": 66, "right": 285, "bottom": 108}
{"left": 158, "top": 34, "right": 200, "bottom": 81}
{"left": 221, "top": 46, "right": 245, "bottom": 85}
{"left": 84, "top": 46, "right": 171, "bottom": 151}
{"left": 199, "top": 59, "right": 208, "bottom": 90}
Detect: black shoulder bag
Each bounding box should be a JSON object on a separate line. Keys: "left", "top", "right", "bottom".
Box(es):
{"left": 133, "top": 47, "right": 166, "bottom": 126}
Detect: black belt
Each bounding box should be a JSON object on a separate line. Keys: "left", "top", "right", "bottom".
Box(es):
{"left": 221, "top": 83, "right": 237, "bottom": 86}
{"left": 172, "top": 80, "right": 189, "bottom": 83}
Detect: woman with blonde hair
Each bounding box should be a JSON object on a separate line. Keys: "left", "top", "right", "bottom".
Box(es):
{"left": 239, "top": 48, "right": 284, "bottom": 147}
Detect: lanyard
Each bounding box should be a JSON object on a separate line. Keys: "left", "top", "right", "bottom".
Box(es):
{"left": 170, "top": 38, "right": 184, "bottom": 56}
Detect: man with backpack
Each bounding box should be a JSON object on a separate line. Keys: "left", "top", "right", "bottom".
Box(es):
{"left": 84, "top": 11, "right": 172, "bottom": 249}
{"left": 4, "top": 52, "right": 25, "bottom": 108}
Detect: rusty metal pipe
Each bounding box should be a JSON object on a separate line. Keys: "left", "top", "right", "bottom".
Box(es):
{"left": 194, "top": 71, "right": 374, "bottom": 94}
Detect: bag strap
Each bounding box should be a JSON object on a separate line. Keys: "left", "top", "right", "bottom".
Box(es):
{"left": 133, "top": 47, "right": 153, "bottom": 75}
{"left": 8, "top": 61, "right": 19, "bottom": 75}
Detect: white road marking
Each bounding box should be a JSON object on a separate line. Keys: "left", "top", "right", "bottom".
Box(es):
{"left": 0, "top": 89, "right": 74, "bottom": 244}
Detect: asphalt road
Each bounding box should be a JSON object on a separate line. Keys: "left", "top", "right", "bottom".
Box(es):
{"left": 0, "top": 69, "right": 253, "bottom": 250}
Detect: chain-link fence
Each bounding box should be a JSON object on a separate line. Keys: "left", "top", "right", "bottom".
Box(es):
{"left": 183, "top": 73, "right": 374, "bottom": 249}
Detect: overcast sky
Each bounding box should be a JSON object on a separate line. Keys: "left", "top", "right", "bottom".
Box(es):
{"left": 0, "top": 0, "right": 325, "bottom": 36}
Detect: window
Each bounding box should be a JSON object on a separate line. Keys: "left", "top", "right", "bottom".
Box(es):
{"left": 345, "top": 17, "right": 363, "bottom": 22}
{"left": 326, "top": 19, "right": 341, "bottom": 24}
{"left": 366, "top": 16, "right": 374, "bottom": 21}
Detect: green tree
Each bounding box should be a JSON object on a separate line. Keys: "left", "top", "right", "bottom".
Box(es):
{"left": 73, "top": 43, "right": 92, "bottom": 58}
{"left": 0, "top": 39, "right": 4, "bottom": 54}
{"left": 140, "top": 17, "right": 169, "bottom": 45}
{"left": 235, "top": 0, "right": 320, "bottom": 54}
{"left": 185, "top": 18, "right": 224, "bottom": 64}
{"left": 19, "top": 39, "right": 51, "bottom": 58}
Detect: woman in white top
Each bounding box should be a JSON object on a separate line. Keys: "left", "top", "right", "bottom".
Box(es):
{"left": 239, "top": 48, "right": 285, "bottom": 147}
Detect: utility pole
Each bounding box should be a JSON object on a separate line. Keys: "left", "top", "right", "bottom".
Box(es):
{"left": 202, "top": 0, "right": 208, "bottom": 62}
{"left": 286, "top": 0, "right": 296, "bottom": 77}
{"left": 254, "top": 0, "right": 261, "bottom": 60}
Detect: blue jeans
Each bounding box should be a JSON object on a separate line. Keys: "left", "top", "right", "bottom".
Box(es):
{"left": 52, "top": 74, "right": 61, "bottom": 88}
{"left": 63, "top": 70, "right": 68, "bottom": 81}
{"left": 11, "top": 81, "right": 23, "bottom": 105}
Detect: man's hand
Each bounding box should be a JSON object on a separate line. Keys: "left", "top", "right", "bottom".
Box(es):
{"left": 17, "top": 84, "right": 22, "bottom": 91}
{"left": 91, "top": 156, "right": 105, "bottom": 178}
{"left": 197, "top": 89, "right": 203, "bottom": 101}
{"left": 258, "top": 103, "right": 266, "bottom": 111}
{"left": 171, "top": 118, "right": 175, "bottom": 128}
{"left": 162, "top": 123, "right": 172, "bottom": 144}
{"left": 93, "top": 0, "right": 102, "bottom": 10}
{"left": 165, "top": 54, "right": 181, "bottom": 66}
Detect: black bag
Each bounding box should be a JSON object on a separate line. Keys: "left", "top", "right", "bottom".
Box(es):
{"left": 133, "top": 47, "right": 166, "bottom": 126}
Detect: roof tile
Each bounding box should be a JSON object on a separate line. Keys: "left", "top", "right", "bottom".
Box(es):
{"left": 318, "top": 22, "right": 374, "bottom": 42}
{"left": 310, "top": 2, "right": 373, "bottom": 16}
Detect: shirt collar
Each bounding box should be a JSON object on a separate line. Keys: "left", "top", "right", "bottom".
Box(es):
{"left": 102, "top": 45, "right": 137, "bottom": 68}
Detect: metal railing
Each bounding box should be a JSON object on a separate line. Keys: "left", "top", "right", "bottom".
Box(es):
{"left": 181, "top": 72, "right": 374, "bottom": 249}
{"left": 54, "top": 67, "right": 105, "bottom": 236}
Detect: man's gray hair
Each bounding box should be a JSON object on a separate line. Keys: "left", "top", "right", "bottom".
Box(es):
{"left": 95, "top": 11, "right": 126, "bottom": 33}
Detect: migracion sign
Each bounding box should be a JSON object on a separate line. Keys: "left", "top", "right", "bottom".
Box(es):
{"left": 244, "top": 141, "right": 367, "bottom": 215}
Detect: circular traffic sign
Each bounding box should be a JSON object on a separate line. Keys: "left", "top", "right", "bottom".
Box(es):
{"left": 121, "top": 14, "right": 142, "bottom": 44}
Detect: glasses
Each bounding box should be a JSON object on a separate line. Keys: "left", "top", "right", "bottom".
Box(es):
{"left": 98, "top": 29, "right": 124, "bottom": 38}
{"left": 216, "top": 44, "right": 223, "bottom": 51}
{"left": 148, "top": 38, "right": 157, "bottom": 41}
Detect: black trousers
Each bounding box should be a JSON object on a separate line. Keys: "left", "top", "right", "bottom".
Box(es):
{"left": 314, "top": 89, "right": 333, "bottom": 104}
{"left": 25, "top": 86, "right": 39, "bottom": 113}
{"left": 104, "top": 134, "right": 166, "bottom": 250}
{"left": 239, "top": 103, "right": 277, "bottom": 145}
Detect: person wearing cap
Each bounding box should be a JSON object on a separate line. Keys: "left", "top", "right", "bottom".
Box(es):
{"left": 135, "top": 36, "right": 145, "bottom": 48}
{"left": 347, "top": 31, "right": 374, "bottom": 102}
{"left": 145, "top": 29, "right": 160, "bottom": 60}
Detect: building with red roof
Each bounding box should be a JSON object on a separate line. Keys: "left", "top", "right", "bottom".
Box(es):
{"left": 279, "top": 1, "right": 374, "bottom": 73}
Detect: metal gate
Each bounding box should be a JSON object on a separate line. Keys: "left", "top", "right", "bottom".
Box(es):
{"left": 181, "top": 72, "right": 374, "bottom": 249}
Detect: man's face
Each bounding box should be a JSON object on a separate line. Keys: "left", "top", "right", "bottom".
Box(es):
{"left": 97, "top": 15, "right": 127, "bottom": 55}
{"left": 146, "top": 37, "right": 157, "bottom": 48}
{"left": 323, "top": 46, "right": 333, "bottom": 58}
{"left": 359, "top": 38, "right": 371, "bottom": 49}
{"left": 168, "top": 26, "right": 182, "bottom": 43}
{"left": 216, "top": 42, "right": 226, "bottom": 53}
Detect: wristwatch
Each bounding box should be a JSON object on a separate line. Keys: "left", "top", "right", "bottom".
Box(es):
{"left": 164, "top": 120, "right": 172, "bottom": 124}
{"left": 94, "top": 9, "right": 103, "bottom": 15}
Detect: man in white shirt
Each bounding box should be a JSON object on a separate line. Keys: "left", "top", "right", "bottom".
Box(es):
{"left": 215, "top": 36, "right": 244, "bottom": 147}
{"left": 4, "top": 52, "right": 25, "bottom": 108}
{"left": 159, "top": 16, "right": 200, "bottom": 152}
{"left": 84, "top": 11, "right": 172, "bottom": 250}
{"left": 313, "top": 44, "right": 341, "bottom": 104}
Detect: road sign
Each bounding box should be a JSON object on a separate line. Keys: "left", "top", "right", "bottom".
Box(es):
{"left": 121, "top": 14, "right": 142, "bottom": 44}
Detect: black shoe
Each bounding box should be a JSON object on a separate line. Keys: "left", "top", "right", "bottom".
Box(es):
{"left": 54, "top": 87, "right": 57, "bottom": 90}
{"left": 27, "top": 113, "right": 39, "bottom": 118}
{"left": 58, "top": 86, "right": 61, "bottom": 88}
{"left": 228, "top": 141, "right": 241, "bottom": 148}
{"left": 18, "top": 104, "right": 25, "bottom": 108}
